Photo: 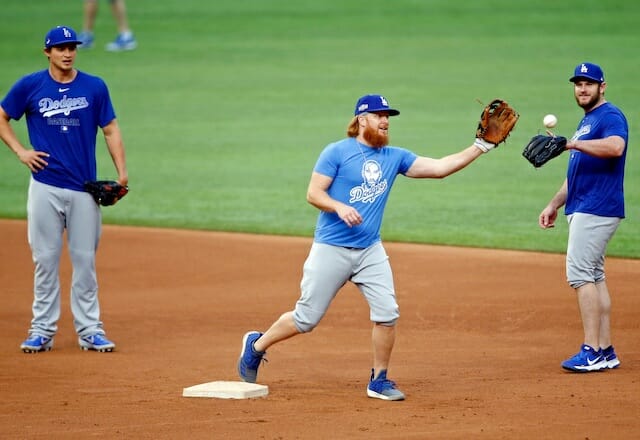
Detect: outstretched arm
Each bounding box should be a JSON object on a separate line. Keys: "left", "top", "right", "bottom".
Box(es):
{"left": 405, "top": 144, "right": 484, "bottom": 179}
{"left": 567, "top": 135, "right": 625, "bottom": 158}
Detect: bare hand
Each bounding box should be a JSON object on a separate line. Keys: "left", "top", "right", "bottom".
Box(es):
{"left": 538, "top": 206, "right": 557, "bottom": 229}
{"left": 336, "top": 204, "right": 362, "bottom": 228}
{"left": 18, "top": 150, "right": 49, "bottom": 172}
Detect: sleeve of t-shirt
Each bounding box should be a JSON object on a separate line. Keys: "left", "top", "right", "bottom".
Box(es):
{"left": 313, "top": 142, "right": 340, "bottom": 178}
{"left": 0, "top": 75, "right": 31, "bottom": 120}
{"left": 95, "top": 78, "right": 116, "bottom": 128}
{"left": 603, "top": 111, "right": 628, "bottom": 139}
{"left": 398, "top": 148, "right": 418, "bottom": 175}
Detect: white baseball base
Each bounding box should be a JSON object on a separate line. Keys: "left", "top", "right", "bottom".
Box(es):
{"left": 182, "top": 381, "right": 268, "bottom": 399}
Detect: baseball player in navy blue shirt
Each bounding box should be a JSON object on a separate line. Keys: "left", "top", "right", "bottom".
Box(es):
{"left": 238, "top": 94, "right": 509, "bottom": 400}
{"left": 0, "top": 25, "right": 129, "bottom": 353}
{"left": 538, "top": 62, "right": 628, "bottom": 373}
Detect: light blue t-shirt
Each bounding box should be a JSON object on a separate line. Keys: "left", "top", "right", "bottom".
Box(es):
{"left": 1, "top": 69, "right": 116, "bottom": 191}
{"left": 313, "top": 137, "right": 418, "bottom": 248}
{"left": 565, "top": 102, "right": 628, "bottom": 218}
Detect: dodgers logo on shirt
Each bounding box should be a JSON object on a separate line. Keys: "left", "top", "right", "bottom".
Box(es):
{"left": 39, "top": 95, "right": 89, "bottom": 117}
{"left": 569, "top": 125, "right": 591, "bottom": 161}
{"left": 572, "top": 124, "right": 590, "bottom": 141}
{"left": 349, "top": 159, "right": 388, "bottom": 204}
{"left": 39, "top": 94, "right": 89, "bottom": 133}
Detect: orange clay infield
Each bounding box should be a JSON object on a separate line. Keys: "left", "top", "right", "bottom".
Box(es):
{"left": 1, "top": 218, "right": 639, "bottom": 439}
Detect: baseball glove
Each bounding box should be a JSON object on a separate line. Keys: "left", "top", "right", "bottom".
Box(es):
{"left": 522, "top": 134, "right": 567, "bottom": 168}
{"left": 84, "top": 180, "right": 129, "bottom": 206}
{"left": 475, "top": 99, "right": 519, "bottom": 146}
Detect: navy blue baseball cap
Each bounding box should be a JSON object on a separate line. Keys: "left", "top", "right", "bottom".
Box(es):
{"left": 44, "top": 25, "right": 83, "bottom": 49}
{"left": 570, "top": 62, "right": 605, "bottom": 83}
{"left": 354, "top": 94, "right": 400, "bottom": 116}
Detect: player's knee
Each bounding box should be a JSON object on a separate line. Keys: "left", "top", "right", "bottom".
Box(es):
{"left": 292, "top": 319, "right": 316, "bottom": 333}
{"left": 567, "top": 267, "right": 596, "bottom": 289}
{"left": 292, "top": 308, "right": 323, "bottom": 333}
{"left": 370, "top": 305, "right": 399, "bottom": 326}
{"left": 568, "top": 279, "right": 586, "bottom": 289}
{"left": 568, "top": 275, "right": 605, "bottom": 290}
{"left": 32, "top": 249, "right": 60, "bottom": 267}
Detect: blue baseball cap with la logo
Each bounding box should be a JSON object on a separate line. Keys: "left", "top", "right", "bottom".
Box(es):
{"left": 44, "top": 25, "right": 83, "bottom": 49}
{"left": 570, "top": 62, "right": 605, "bottom": 83}
{"left": 354, "top": 94, "right": 400, "bottom": 116}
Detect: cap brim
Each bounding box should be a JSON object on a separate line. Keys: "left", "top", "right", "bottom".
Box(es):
{"left": 46, "top": 40, "right": 83, "bottom": 48}
{"left": 367, "top": 108, "right": 400, "bottom": 116}
{"left": 569, "top": 75, "right": 602, "bottom": 83}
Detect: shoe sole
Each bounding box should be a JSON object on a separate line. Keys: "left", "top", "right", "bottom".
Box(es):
{"left": 366, "top": 389, "right": 405, "bottom": 401}
{"left": 80, "top": 345, "right": 115, "bottom": 352}
{"left": 21, "top": 338, "right": 53, "bottom": 353}
{"left": 606, "top": 359, "right": 621, "bottom": 369}
{"left": 238, "top": 331, "right": 261, "bottom": 383}
{"left": 21, "top": 345, "right": 52, "bottom": 353}
{"left": 79, "top": 339, "right": 115, "bottom": 352}
{"left": 561, "top": 360, "right": 607, "bottom": 372}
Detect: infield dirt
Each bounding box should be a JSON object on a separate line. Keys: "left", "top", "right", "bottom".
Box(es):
{"left": 1, "top": 219, "right": 639, "bottom": 439}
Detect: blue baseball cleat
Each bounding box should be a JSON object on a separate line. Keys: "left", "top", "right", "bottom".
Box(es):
{"left": 21, "top": 334, "right": 53, "bottom": 353}
{"left": 367, "top": 369, "right": 405, "bottom": 401}
{"left": 602, "top": 345, "right": 620, "bottom": 369}
{"left": 105, "top": 33, "right": 137, "bottom": 52}
{"left": 237, "top": 331, "right": 265, "bottom": 383}
{"left": 77, "top": 31, "right": 94, "bottom": 49}
{"left": 79, "top": 333, "right": 116, "bottom": 352}
{"left": 561, "top": 344, "right": 606, "bottom": 372}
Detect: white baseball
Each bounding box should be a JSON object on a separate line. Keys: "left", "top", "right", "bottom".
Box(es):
{"left": 543, "top": 114, "right": 558, "bottom": 128}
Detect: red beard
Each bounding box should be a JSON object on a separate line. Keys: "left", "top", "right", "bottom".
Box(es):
{"left": 362, "top": 124, "right": 389, "bottom": 148}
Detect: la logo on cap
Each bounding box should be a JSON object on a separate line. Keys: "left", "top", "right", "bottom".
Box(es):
{"left": 580, "top": 64, "right": 589, "bottom": 74}
{"left": 62, "top": 27, "right": 72, "bottom": 38}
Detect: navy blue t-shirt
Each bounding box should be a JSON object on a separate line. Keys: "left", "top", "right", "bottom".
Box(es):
{"left": 566, "top": 102, "right": 628, "bottom": 218}
{"left": 1, "top": 69, "right": 116, "bottom": 191}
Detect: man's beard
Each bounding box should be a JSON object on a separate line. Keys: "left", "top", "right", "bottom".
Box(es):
{"left": 575, "top": 92, "right": 600, "bottom": 112}
{"left": 362, "top": 124, "right": 389, "bottom": 148}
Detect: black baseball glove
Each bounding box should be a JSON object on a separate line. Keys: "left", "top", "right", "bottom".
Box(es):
{"left": 84, "top": 180, "right": 129, "bottom": 206}
{"left": 522, "top": 134, "right": 567, "bottom": 168}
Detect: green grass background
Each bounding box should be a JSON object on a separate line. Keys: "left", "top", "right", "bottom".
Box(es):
{"left": 1, "top": 0, "right": 638, "bottom": 257}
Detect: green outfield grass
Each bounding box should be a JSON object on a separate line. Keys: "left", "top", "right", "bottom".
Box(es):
{"left": 1, "top": 0, "right": 638, "bottom": 257}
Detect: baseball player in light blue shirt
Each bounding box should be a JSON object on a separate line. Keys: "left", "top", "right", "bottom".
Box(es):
{"left": 238, "top": 94, "right": 509, "bottom": 400}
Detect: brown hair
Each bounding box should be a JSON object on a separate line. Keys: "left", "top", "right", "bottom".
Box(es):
{"left": 346, "top": 116, "right": 359, "bottom": 138}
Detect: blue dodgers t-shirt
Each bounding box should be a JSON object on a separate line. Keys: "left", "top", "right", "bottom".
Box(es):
{"left": 566, "top": 102, "right": 628, "bottom": 218}
{"left": 313, "top": 137, "right": 418, "bottom": 248}
{"left": 1, "top": 69, "right": 116, "bottom": 191}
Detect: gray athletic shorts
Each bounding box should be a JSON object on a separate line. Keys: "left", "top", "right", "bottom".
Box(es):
{"left": 292, "top": 241, "right": 399, "bottom": 332}
{"left": 566, "top": 213, "right": 621, "bottom": 289}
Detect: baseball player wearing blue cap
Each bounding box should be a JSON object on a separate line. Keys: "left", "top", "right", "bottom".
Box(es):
{"left": 238, "top": 94, "right": 507, "bottom": 400}
{"left": 538, "top": 62, "right": 628, "bottom": 372}
{"left": 0, "top": 25, "right": 129, "bottom": 353}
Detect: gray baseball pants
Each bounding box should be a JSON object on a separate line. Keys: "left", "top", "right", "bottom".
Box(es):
{"left": 292, "top": 241, "right": 399, "bottom": 332}
{"left": 566, "top": 212, "right": 621, "bottom": 289}
{"left": 26, "top": 178, "right": 106, "bottom": 338}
